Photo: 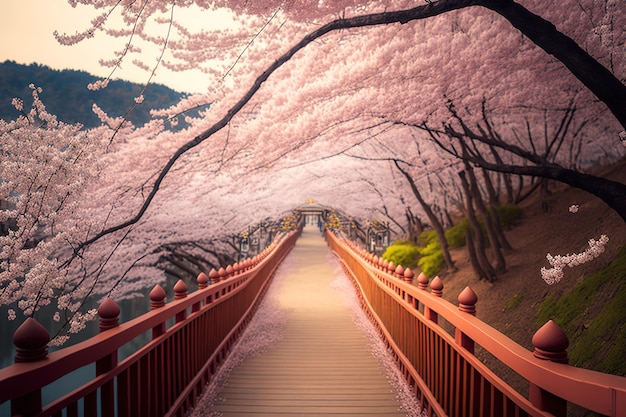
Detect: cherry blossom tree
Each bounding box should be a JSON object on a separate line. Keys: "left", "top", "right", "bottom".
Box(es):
{"left": 2, "top": 0, "right": 625, "bottom": 344}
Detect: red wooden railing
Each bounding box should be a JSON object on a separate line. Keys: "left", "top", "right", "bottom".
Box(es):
{"left": 0, "top": 229, "right": 300, "bottom": 417}
{"left": 326, "top": 230, "right": 626, "bottom": 417}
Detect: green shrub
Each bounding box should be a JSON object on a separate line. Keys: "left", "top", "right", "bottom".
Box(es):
{"left": 445, "top": 220, "right": 469, "bottom": 248}
{"left": 382, "top": 242, "right": 420, "bottom": 269}
{"left": 419, "top": 240, "right": 440, "bottom": 256}
{"left": 418, "top": 230, "right": 438, "bottom": 246}
{"left": 418, "top": 250, "right": 445, "bottom": 276}
{"left": 494, "top": 204, "right": 523, "bottom": 229}
{"left": 417, "top": 240, "right": 445, "bottom": 276}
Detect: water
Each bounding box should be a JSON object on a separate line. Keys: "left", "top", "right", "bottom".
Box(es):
{"left": 0, "top": 277, "right": 180, "bottom": 416}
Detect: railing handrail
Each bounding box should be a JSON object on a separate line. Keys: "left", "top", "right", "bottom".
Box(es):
{"left": 0, "top": 270, "right": 249, "bottom": 401}
{"left": 0, "top": 228, "right": 301, "bottom": 416}
{"left": 326, "top": 230, "right": 626, "bottom": 417}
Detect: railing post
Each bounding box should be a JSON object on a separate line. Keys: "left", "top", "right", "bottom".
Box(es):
{"left": 97, "top": 297, "right": 120, "bottom": 417}
{"left": 209, "top": 268, "right": 220, "bottom": 285}
{"left": 402, "top": 267, "right": 414, "bottom": 284}
{"left": 197, "top": 272, "right": 209, "bottom": 290}
{"left": 416, "top": 272, "right": 429, "bottom": 312}
{"left": 150, "top": 284, "right": 167, "bottom": 338}
{"left": 455, "top": 286, "right": 478, "bottom": 354}
{"left": 194, "top": 272, "right": 209, "bottom": 312}
{"left": 99, "top": 297, "right": 120, "bottom": 331}
{"left": 417, "top": 272, "right": 429, "bottom": 290}
{"left": 11, "top": 317, "right": 50, "bottom": 417}
{"left": 394, "top": 264, "right": 404, "bottom": 280}
{"left": 174, "top": 279, "right": 188, "bottom": 322}
{"left": 529, "top": 320, "right": 569, "bottom": 417}
{"left": 425, "top": 276, "right": 443, "bottom": 323}
{"left": 218, "top": 267, "right": 227, "bottom": 295}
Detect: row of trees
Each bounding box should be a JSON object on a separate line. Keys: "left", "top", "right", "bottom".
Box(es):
{"left": 1, "top": 0, "right": 624, "bottom": 343}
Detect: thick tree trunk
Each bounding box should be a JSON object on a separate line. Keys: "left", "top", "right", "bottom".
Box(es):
{"left": 459, "top": 170, "right": 498, "bottom": 282}
{"left": 465, "top": 164, "right": 507, "bottom": 273}
{"left": 406, "top": 206, "right": 424, "bottom": 244}
{"left": 481, "top": 168, "right": 513, "bottom": 251}
{"left": 488, "top": 147, "right": 515, "bottom": 204}
{"left": 394, "top": 161, "right": 457, "bottom": 272}
{"left": 464, "top": 223, "right": 486, "bottom": 281}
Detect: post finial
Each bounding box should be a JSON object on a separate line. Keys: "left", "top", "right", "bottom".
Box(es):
{"left": 13, "top": 317, "right": 50, "bottom": 362}
{"left": 403, "top": 267, "right": 414, "bottom": 283}
{"left": 174, "top": 279, "right": 188, "bottom": 299}
{"left": 209, "top": 268, "right": 220, "bottom": 285}
{"left": 150, "top": 284, "right": 167, "bottom": 309}
{"left": 417, "top": 272, "right": 429, "bottom": 290}
{"left": 430, "top": 276, "right": 444, "bottom": 297}
{"left": 532, "top": 320, "right": 569, "bottom": 363}
{"left": 98, "top": 297, "right": 120, "bottom": 331}
{"left": 197, "top": 272, "right": 209, "bottom": 289}
{"left": 458, "top": 286, "right": 478, "bottom": 315}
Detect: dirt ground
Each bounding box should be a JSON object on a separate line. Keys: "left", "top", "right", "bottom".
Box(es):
{"left": 428, "top": 158, "right": 626, "bottom": 395}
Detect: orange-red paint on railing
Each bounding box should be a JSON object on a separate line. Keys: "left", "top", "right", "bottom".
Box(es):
{"left": 0, "top": 228, "right": 300, "bottom": 417}
{"left": 326, "top": 230, "right": 626, "bottom": 417}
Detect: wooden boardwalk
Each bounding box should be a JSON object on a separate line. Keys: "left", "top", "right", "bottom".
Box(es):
{"left": 200, "top": 226, "right": 409, "bottom": 416}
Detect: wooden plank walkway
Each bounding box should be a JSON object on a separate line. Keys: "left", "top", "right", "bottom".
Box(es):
{"left": 194, "top": 226, "right": 410, "bottom": 416}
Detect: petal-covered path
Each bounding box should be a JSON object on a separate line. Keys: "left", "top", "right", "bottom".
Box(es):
{"left": 191, "top": 226, "right": 422, "bottom": 416}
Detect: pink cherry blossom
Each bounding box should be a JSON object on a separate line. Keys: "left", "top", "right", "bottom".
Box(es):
{"left": 0, "top": 0, "right": 623, "bottom": 343}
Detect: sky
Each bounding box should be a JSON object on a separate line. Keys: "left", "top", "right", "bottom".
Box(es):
{"left": 1, "top": 0, "right": 216, "bottom": 93}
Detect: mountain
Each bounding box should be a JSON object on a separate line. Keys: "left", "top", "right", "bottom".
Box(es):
{"left": 0, "top": 60, "right": 191, "bottom": 129}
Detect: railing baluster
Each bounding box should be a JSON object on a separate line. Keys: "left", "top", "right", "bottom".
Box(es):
{"left": 455, "top": 286, "right": 477, "bottom": 354}
{"left": 426, "top": 276, "right": 443, "bottom": 323}
{"left": 174, "top": 279, "right": 188, "bottom": 323}
{"left": 529, "top": 320, "right": 569, "bottom": 417}
{"left": 194, "top": 272, "right": 209, "bottom": 312}
{"left": 150, "top": 284, "right": 167, "bottom": 338}
{"left": 11, "top": 317, "right": 49, "bottom": 416}
{"left": 97, "top": 297, "right": 120, "bottom": 417}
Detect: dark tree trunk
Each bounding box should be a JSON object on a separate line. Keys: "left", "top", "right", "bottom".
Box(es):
{"left": 394, "top": 160, "right": 457, "bottom": 272}
{"left": 464, "top": 162, "right": 507, "bottom": 273}
{"left": 464, "top": 223, "right": 486, "bottom": 281}
{"left": 459, "top": 170, "right": 498, "bottom": 282}
{"left": 406, "top": 206, "right": 423, "bottom": 244}
{"left": 481, "top": 168, "right": 513, "bottom": 251}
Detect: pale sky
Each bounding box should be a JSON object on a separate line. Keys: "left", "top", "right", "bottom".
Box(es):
{"left": 1, "top": 0, "right": 217, "bottom": 93}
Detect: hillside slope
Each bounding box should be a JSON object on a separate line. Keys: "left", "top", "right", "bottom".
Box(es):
{"left": 433, "top": 158, "right": 626, "bottom": 398}
{"left": 0, "top": 60, "right": 189, "bottom": 128}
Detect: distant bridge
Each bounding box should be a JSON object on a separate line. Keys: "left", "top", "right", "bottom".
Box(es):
{"left": 1, "top": 222, "right": 625, "bottom": 416}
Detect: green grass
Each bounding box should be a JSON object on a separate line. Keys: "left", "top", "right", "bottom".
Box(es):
{"left": 536, "top": 245, "right": 626, "bottom": 375}
{"left": 505, "top": 294, "right": 523, "bottom": 312}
